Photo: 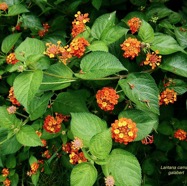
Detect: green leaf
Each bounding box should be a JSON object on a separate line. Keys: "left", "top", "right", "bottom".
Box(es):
{"left": 105, "top": 149, "right": 141, "bottom": 186}
{"left": 7, "top": 4, "right": 29, "bottom": 16}
{"left": 10, "top": 173, "right": 19, "bottom": 186}
{"left": 138, "top": 20, "right": 154, "bottom": 43}
{"left": 75, "top": 51, "right": 127, "bottom": 79}
{"left": 53, "top": 90, "right": 89, "bottom": 115}
{"left": 119, "top": 109, "right": 158, "bottom": 140}
{"left": 89, "top": 129, "right": 112, "bottom": 160}
{"left": 16, "top": 125, "right": 43, "bottom": 147}
{"left": 6, "top": 154, "right": 16, "bottom": 168}
{"left": 91, "top": 12, "right": 116, "bottom": 39}
{"left": 174, "top": 27, "right": 187, "bottom": 49}
{"left": 88, "top": 41, "right": 108, "bottom": 52}
{"left": 27, "top": 92, "right": 53, "bottom": 121}
{"left": 26, "top": 54, "right": 46, "bottom": 69}
{"left": 0, "top": 106, "right": 21, "bottom": 129}
{"left": 1, "top": 33, "right": 21, "bottom": 54}
{"left": 71, "top": 112, "right": 107, "bottom": 147}
{"left": 40, "top": 62, "right": 73, "bottom": 91}
{"left": 119, "top": 72, "right": 159, "bottom": 115}
{"left": 31, "top": 171, "right": 40, "bottom": 186}
{"left": 13, "top": 70, "right": 43, "bottom": 110}
{"left": 151, "top": 33, "right": 185, "bottom": 55}
{"left": 15, "top": 37, "right": 45, "bottom": 61}
{"left": 160, "top": 52, "right": 187, "bottom": 78}
{"left": 101, "top": 26, "right": 128, "bottom": 45}
{"left": 157, "top": 121, "right": 173, "bottom": 136}
{"left": 92, "top": 0, "right": 102, "bottom": 10}
{"left": 70, "top": 163, "right": 98, "bottom": 186}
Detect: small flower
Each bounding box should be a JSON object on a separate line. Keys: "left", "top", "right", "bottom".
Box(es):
{"left": 0, "top": 2, "right": 8, "bottom": 11}
{"left": 127, "top": 17, "right": 141, "bottom": 34}
{"left": 8, "top": 87, "right": 21, "bottom": 106}
{"left": 58, "top": 45, "right": 72, "bottom": 64}
{"left": 68, "top": 37, "right": 90, "bottom": 58}
{"left": 2, "top": 168, "right": 9, "bottom": 177}
{"left": 143, "top": 50, "right": 162, "bottom": 69}
{"left": 159, "top": 88, "right": 177, "bottom": 105}
{"left": 27, "top": 162, "right": 39, "bottom": 176}
{"left": 38, "top": 23, "right": 50, "bottom": 37}
{"left": 6, "top": 53, "right": 19, "bottom": 65}
{"left": 141, "top": 135, "right": 154, "bottom": 145}
{"left": 71, "top": 11, "right": 90, "bottom": 38}
{"left": 62, "top": 142, "right": 72, "bottom": 154}
{"left": 3, "top": 178, "right": 11, "bottom": 186}
{"left": 96, "top": 87, "right": 119, "bottom": 111}
{"left": 111, "top": 117, "right": 138, "bottom": 145}
{"left": 42, "top": 150, "right": 51, "bottom": 159}
{"left": 121, "top": 37, "right": 141, "bottom": 59}
{"left": 104, "top": 175, "right": 115, "bottom": 186}
{"left": 7, "top": 105, "right": 17, "bottom": 114}
{"left": 71, "top": 137, "right": 83, "bottom": 150}
{"left": 174, "top": 129, "right": 187, "bottom": 141}
{"left": 44, "top": 41, "right": 61, "bottom": 58}
{"left": 69, "top": 151, "right": 87, "bottom": 164}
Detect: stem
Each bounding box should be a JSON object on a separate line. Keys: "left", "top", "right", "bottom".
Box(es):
{"left": 15, "top": 112, "right": 28, "bottom": 118}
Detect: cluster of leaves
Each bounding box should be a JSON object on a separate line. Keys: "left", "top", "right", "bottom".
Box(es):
{"left": 0, "top": 0, "right": 187, "bottom": 185}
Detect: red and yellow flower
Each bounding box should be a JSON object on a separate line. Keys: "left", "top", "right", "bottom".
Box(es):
{"left": 3, "top": 178, "right": 11, "bottom": 186}
{"left": 6, "top": 53, "right": 19, "bottom": 65}
{"left": 0, "top": 2, "right": 8, "bottom": 11}
{"left": 2, "top": 168, "right": 9, "bottom": 177}
{"left": 174, "top": 129, "right": 187, "bottom": 141}
{"left": 111, "top": 117, "right": 138, "bottom": 145}
{"left": 69, "top": 151, "right": 87, "bottom": 164}
{"left": 8, "top": 87, "right": 21, "bottom": 106}
{"left": 38, "top": 23, "right": 50, "bottom": 37}
{"left": 141, "top": 135, "right": 154, "bottom": 145}
{"left": 127, "top": 17, "right": 141, "bottom": 34}
{"left": 159, "top": 88, "right": 177, "bottom": 105}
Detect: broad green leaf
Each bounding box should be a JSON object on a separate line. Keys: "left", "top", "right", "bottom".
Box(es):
{"left": 70, "top": 163, "right": 97, "bottom": 186}
{"left": 138, "top": 20, "right": 154, "bottom": 43}
{"left": 40, "top": 62, "right": 73, "bottom": 91}
{"left": 15, "top": 37, "right": 45, "bottom": 61}
{"left": 160, "top": 52, "right": 187, "bottom": 78}
{"left": 27, "top": 92, "right": 53, "bottom": 121}
{"left": 151, "top": 33, "right": 185, "bottom": 55}
{"left": 29, "top": 155, "right": 38, "bottom": 165}
{"left": 159, "top": 20, "right": 174, "bottom": 30}
{"left": 16, "top": 125, "right": 43, "bottom": 147}
{"left": 53, "top": 90, "right": 89, "bottom": 115}
{"left": 105, "top": 149, "right": 141, "bottom": 186}
{"left": 10, "top": 173, "right": 19, "bottom": 186}
{"left": 0, "top": 106, "right": 21, "bottom": 129}
{"left": 7, "top": 4, "right": 29, "bottom": 16}
{"left": 157, "top": 121, "right": 173, "bottom": 136}
{"left": 174, "top": 27, "right": 187, "bottom": 49}
{"left": 75, "top": 51, "right": 127, "bottom": 79}
{"left": 89, "top": 129, "right": 112, "bottom": 160}
{"left": 101, "top": 26, "right": 128, "bottom": 45}
{"left": 31, "top": 171, "right": 40, "bottom": 186}
{"left": 88, "top": 41, "right": 108, "bottom": 52}
{"left": 92, "top": 0, "right": 102, "bottom": 10}
{"left": 6, "top": 154, "right": 16, "bottom": 168}
{"left": 13, "top": 70, "right": 43, "bottom": 110}
{"left": 168, "top": 12, "right": 181, "bottom": 24}
{"left": 91, "top": 12, "right": 116, "bottom": 39}
{"left": 119, "top": 73, "right": 159, "bottom": 115}
{"left": 5, "top": 62, "right": 23, "bottom": 73}
{"left": 0, "top": 136, "right": 22, "bottom": 155}
{"left": 119, "top": 109, "right": 158, "bottom": 140}
{"left": 71, "top": 112, "right": 107, "bottom": 146}
{"left": 1, "top": 33, "right": 21, "bottom": 54}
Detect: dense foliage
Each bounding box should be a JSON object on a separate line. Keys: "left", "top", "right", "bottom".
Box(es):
{"left": 0, "top": 0, "right": 187, "bottom": 185}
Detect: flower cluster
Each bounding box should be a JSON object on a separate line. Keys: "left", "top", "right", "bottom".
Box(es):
{"left": 121, "top": 37, "right": 141, "bottom": 59}
{"left": 27, "top": 162, "right": 40, "bottom": 176}
{"left": 43, "top": 113, "right": 68, "bottom": 133}
{"left": 96, "top": 87, "right": 119, "bottom": 111}
{"left": 141, "top": 135, "right": 154, "bottom": 145}
{"left": 44, "top": 41, "right": 62, "bottom": 58}
{"left": 6, "top": 53, "right": 19, "bottom": 65}
{"left": 104, "top": 175, "right": 115, "bottom": 186}
{"left": 159, "top": 88, "right": 177, "bottom": 105}
{"left": 7, "top": 105, "right": 17, "bottom": 114}
{"left": 38, "top": 23, "right": 50, "bottom": 37}
{"left": 8, "top": 87, "right": 21, "bottom": 106}
{"left": 143, "top": 50, "right": 162, "bottom": 69}
{"left": 111, "top": 117, "right": 138, "bottom": 145}
{"left": 3, "top": 179, "right": 11, "bottom": 186}
{"left": 1, "top": 168, "right": 9, "bottom": 177}
{"left": 71, "top": 11, "right": 90, "bottom": 38}
{"left": 127, "top": 17, "right": 141, "bottom": 34}
{"left": 174, "top": 129, "right": 187, "bottom": 141}
{"left": 0, "top": 2, "right": 8, "bottom": 11}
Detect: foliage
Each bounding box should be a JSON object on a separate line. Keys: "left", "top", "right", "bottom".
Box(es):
{"left": 0, "top": 0, "right": 187, "bottom": 185}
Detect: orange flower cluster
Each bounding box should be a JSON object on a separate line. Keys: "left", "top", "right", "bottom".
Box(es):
{"left": 27, "top": 162, "right": 40, "bottom": 176}
{"left": 159, "top": 88, "right": 177, "bottom": 105}
{"left": 7, "top": 105, "right": 17, "bottom": 114}
{"left": 141, "top": 135, "right": 154, "bottom": 145}
{"left": 43, "top": 113, "right": 68, "bottom": 133}
{"left": 44, "top": 41, "right": 62, "bottom": 58}
{"left": 38, "top": 23, "right": 50, "bottom": 37}
{"left": 69, "top": 151, "right": 87, "bottom": 164}
{"left": 35, "top": 131, "right": 47, "bottom": 147}
{"left": 121, "top": 37, "right": 141, "bottom": 59}
{"left": 104, "top": 175, "right": 115, "bottom": 186}
{"left": 8, "top": 87, "right": 21, "bottom": 106}
{"left": 3, "top": 178, "right": 11, "bottom": 186}
{"left": 127, "top": 17, "right": 141, "bottom": 34}
{"left": 111, "top": 117, "right": 138, "bottom": 145}
{"left": 2, "top": 168, "right": 9, "bottom": 177}
{"left": 0, "top": 2, "right": 8, "bottom": 11}
{"left": 71, "top": 11, "right": 90, "bottom": 38}
{"left": 96, "top": 87, "right": 119, "bottom": 111}
{"left": 42, "top": 150, "right": 51, "bottom": 159}
{"left": 6, "top": 53, "right": 19, "bottom": 65}
{"left": 174, "top": 129, "right": 187, "bottom": 141}
{"left": 143, "top": 51, "right": 162, "bottom": 69}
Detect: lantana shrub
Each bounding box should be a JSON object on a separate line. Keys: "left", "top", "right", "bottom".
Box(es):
{"left": 0, "top": 0, "right": 187, "bottom": 185}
